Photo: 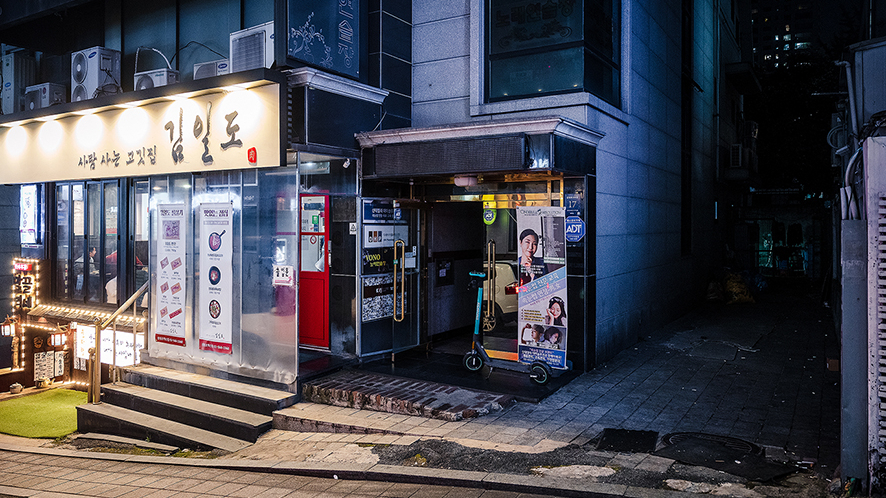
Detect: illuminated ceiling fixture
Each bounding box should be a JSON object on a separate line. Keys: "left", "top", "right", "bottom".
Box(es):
{"left": 454, "top": 175, "right": 478, "bottom": 187}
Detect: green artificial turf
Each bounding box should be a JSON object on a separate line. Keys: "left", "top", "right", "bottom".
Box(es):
{"left": 0, "top": 389, "right": 87, "bottom": 438}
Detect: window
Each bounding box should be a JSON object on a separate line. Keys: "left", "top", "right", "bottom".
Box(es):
{"left": 486, "top": 0, "right": 621, "bottom": 107}
{"left": 54, "top": 180, "right": 121, "bottom": 305}
{"left": 795, "top": 42, "right": 810, "bottom": 49}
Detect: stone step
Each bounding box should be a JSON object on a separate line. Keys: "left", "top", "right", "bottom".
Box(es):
{"left": 76, "top": 403, "right": 252, "bottom": 454}
{"left": 102, "top": 383, "right": 272, "bottom": 442}
{"left": 301, "top": 370, "right": 515, "bottom": 422}
{"left": 121, "top": 364, "right": 298, "bottom": 415}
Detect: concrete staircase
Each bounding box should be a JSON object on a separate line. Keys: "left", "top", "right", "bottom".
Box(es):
{"left": 76, "top": 365, "right": 298, "bottom": 454}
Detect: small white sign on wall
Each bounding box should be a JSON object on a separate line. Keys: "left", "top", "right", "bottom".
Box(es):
{"left": 273, "top": 265, "right": 294, "bottom": 287}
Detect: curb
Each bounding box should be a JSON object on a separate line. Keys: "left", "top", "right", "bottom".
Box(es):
{"left": 0, "top": 441, "right": 694, "bottom": 497}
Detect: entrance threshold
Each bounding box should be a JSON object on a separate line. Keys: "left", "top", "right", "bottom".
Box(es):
{"left": 355, "top": 335, "right": 578, "bottom": 404}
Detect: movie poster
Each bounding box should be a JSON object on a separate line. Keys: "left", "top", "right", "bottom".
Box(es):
{"left": 198, "top": 202, "right": 233, "bottom": 354}
{"left": 155, "top": 203, "right": 187, "bottom": 347}
{"left": 516, "top": 206, "right": 568, "bottom": 369}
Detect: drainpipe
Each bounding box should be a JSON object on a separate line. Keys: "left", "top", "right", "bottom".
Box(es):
{"left": 836, "top": 61, "right": 859, "bottom": 147}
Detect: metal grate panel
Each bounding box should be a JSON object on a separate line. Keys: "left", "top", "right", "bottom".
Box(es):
{"left": 373, "top": 135, "right": 526, "bottom": 178}
{"left": 877, "top": 194, "right": 886, "bottom": 462}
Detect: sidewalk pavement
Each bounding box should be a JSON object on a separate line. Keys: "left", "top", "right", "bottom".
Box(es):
{"left": 0, "top": 278, "right": 838, "bottom": 497}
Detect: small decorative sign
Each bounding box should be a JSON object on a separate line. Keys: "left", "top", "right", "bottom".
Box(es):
{"left": 273, "top": 265, "right": 294, "bottom": 287}
{"left": 483, "top": 209, "right": 497, "bottom": 225}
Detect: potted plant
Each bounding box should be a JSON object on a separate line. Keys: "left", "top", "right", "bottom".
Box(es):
{"left": 9, "top": 382, "right": 22, "bottom": 394}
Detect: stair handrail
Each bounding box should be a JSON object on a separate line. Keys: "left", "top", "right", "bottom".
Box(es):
{"left": 89, "top": 280, "right": 150, "bottom": 404}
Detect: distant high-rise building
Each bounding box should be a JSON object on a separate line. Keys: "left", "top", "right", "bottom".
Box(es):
{"left": 750, "top": 0, "right": 822, "bottom": 69}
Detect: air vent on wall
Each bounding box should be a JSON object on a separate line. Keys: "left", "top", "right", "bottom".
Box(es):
{"left": 230, "top": 22, "right": 274, "bottom": 73}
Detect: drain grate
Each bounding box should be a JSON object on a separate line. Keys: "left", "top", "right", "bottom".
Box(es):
{"left": 661, "top": 432, "right": 763, "bottom": 455}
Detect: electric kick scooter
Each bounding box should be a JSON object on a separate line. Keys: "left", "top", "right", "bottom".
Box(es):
{"left": 462, "top": 270, "right": 566, "bottom": 385}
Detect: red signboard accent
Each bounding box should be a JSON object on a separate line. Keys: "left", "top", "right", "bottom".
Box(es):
{"left": 199, "top": 339, "right": 232, "bottom": 354}
{"left": 155, "top": 335, "right": 186, "bottom": 347}
{"left": 247, "top": 147, "right": 257, "bottom": 165}
{"left": 13, "top": 262, "right": 32, "bottom": 271}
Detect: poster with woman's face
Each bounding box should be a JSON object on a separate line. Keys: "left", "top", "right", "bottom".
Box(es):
{"left": 516, "top": 207, "right": 568, "bottom": 369}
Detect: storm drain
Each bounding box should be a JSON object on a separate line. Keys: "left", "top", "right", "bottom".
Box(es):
{"left": 595, "top": 428, "right": 659, "bottom": 453}
{"left": 661, "top": 432, "right": 763, "bottom": 455}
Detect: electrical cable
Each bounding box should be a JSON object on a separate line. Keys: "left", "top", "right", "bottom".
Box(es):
{"left": 169, "top": 41, "right": 227, "bottom": 65}
{"left": 135, "top": 46, "right": 173, "bottom": 73}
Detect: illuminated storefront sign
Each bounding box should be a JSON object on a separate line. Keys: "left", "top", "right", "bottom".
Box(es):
{"left": 0, "top": 83, "right": 281, "bottom": 184}
{"left": 12, "top": 258, "right": 39, "bottom": 311}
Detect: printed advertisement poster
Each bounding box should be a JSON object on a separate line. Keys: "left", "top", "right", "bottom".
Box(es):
{"left": 198, "top": 202, "right": 233, "bottom": 354}
{"left": 19, "top": 184, "right": 37, "bottom": 244}
{"left": 75, "top": 323, "right": 143, "bottom": 366}
{"left": 516, "top": 206, "right": 568, "bottom": 369}
{"left": 361, "top": 274, "right": 395, "bottom": 322}
{"left": 156, "top": 203, "right": 187, "bottom": 346}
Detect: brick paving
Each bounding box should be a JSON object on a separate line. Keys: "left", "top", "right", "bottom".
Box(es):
{"left": 281, "top": 279, "right": 839, "bottom": 471}
{"left": 302, "top": 370, "right": 516, "bottom": 421}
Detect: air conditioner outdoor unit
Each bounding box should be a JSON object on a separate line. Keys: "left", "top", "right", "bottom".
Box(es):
{"left": 230, "top": 21, "right": 274, "bottom": 73}
{"left": 134, "top": 68, "right": 179, "bottom": 91}
{"left": 1, "top": 53, "right": 37, "bottom": 114}
{"left": 193, "top": 59, "right": 230, "bottom": 80}
{"left": 71, "top": 46, "right": 121, "bottom": 102}
{"left": 24, "top": 83, "right": 66, "bottom": 111}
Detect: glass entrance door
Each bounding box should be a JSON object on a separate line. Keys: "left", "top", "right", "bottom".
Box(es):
{"left": 359, "top": 198, "right": 421, "bottom": 357}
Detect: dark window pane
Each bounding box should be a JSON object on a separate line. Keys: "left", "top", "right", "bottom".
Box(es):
{"left": 488, "top": 46, "right": 584, "bottom": 100}
{"left": 87, "top": 183, "right": 101, "bottom": 303}
{"left": 488, "top": 0, "right": 584, "bottom": 55}
{"left": 485, "top": 0, "right": 622, "bottom": 107}
{"left": 584, "top": 50, "right": 620, "bottom": 107}
{"left": 55, "top": 185, "right": 70, "bottom": 300}
{"left": 72, "top": 184, "right": 85, "bottom": 301}
{"left": 103, "top": 183, "right": 118, "bottom": 304}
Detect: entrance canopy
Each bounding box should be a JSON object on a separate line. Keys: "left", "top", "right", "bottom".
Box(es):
{"left": 356, "top": 116, "right": 604, "bottom": 179}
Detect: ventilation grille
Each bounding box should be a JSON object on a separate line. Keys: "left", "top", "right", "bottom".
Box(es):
{"left": 878, "top": 194, "right": 886, "bottom": 464}
{"left": 232, "top": 32, "right": 265, "bottom": 72}
{"left": 372, "top": 135, "right": 526, "bottom": 178}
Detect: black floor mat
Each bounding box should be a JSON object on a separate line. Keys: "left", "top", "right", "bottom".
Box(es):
{"left": 595, "top": 428, "right": 659, "bottom": 453}
{"left": 654, "top": 435, "right": 795, "bottom": 481}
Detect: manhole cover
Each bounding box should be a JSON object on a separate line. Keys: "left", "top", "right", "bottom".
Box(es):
{"left": 661, "top": 432, "right": 762, "bottom": 455}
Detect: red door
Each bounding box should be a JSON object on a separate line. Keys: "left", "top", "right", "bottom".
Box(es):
{"left": 298, "top": 195, "right": 329, "bottom": 349}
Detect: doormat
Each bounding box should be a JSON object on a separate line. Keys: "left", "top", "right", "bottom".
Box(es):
{"left": 595, "top": 428, "right": 659, "bottom": 453}
{"left": 654, "top": 433, "right": 794, "bottom": 481}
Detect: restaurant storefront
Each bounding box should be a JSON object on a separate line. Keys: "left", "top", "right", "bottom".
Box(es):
{"left": 0, "top": 67, "right": 387, "bottom": 393}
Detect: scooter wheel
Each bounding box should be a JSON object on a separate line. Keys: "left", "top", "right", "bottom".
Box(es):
{"left": 529, "top": 361, "right": 551, "bottom": 385}
{"left": 463, "top": 352, "right": 484, "bottom": 372}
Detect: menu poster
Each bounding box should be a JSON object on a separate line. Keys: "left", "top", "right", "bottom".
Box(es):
{"left": 516, "top": 206, "right": 568, "bottom": 369}
{"left": 55, "top": 350, "right": 67, "bottom": 378}
{"left": 198, "top": 203, "right": 233, "bottom": 354}
{"left": 33, "top": 352, "right": 53, "bottom": 380}
{"left": 156, "top": 203, "right": 187, "bottom": 347}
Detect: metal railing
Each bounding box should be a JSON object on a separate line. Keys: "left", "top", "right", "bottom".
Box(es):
{"left": 87, "top": 280, "right": 150, "bottom": 404}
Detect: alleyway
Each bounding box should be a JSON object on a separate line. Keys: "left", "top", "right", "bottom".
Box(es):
{"left": 310, "top": 276, "right": 840, "bottom": 472}
{"left": 464, "top": 277, "right": 840, "bottom": 468}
